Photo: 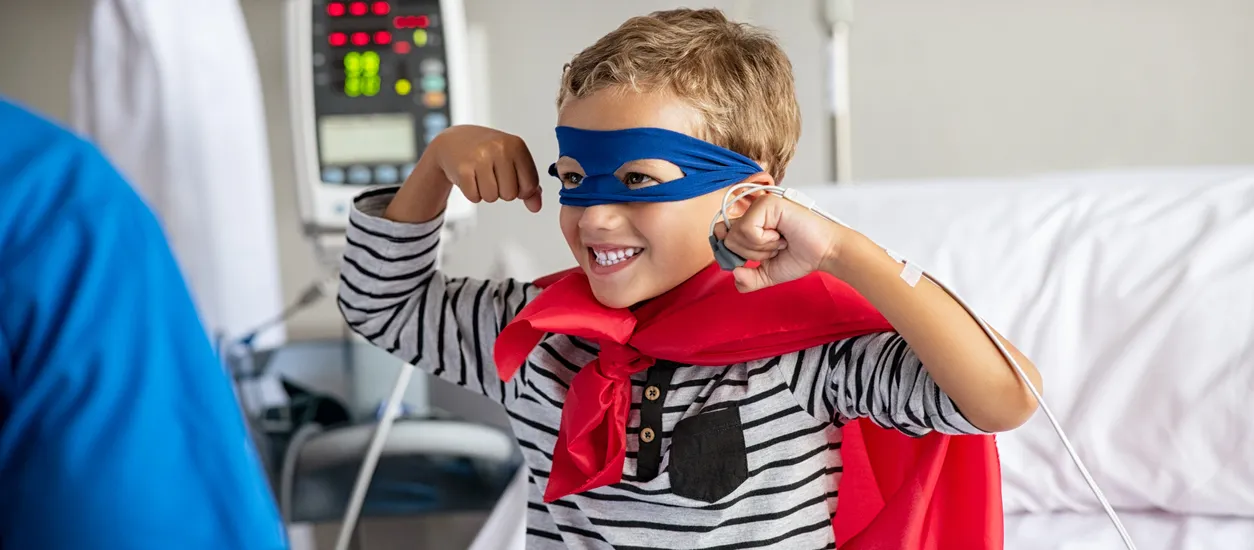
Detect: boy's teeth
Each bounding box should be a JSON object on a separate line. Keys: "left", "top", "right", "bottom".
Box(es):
{"left": 593, "top": 247, "right": 643, "bottom": 266}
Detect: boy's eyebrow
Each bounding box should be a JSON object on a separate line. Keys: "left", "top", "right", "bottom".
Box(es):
{"left": 554, "top": 157, "right": 586, "bottom": 173}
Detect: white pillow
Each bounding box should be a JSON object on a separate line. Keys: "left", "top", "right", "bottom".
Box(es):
{"left": 798, "top": 167, "right": 1254, "bottom": 516}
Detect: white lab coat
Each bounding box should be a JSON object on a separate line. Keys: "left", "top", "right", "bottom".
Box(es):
{"left": 72, "top": 0, "right": 286, "bottom": 348}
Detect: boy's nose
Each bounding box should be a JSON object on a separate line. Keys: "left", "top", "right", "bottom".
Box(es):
{"left": 578, "top": 203, "right": 627, "bottom": 232}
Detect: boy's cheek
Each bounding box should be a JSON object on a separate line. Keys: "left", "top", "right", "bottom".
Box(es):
{"left": 644, "top": 243, "right": 715, "bottom": 289}
{"left": 558, "top": 209, "right": 585, "bottom": 262}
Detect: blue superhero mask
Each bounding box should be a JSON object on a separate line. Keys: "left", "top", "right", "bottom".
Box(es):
{"left": 550, "top": 126, "right": 763, "bottom": 207}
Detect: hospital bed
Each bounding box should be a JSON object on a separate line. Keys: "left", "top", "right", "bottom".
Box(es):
{"left": 795, "top": 165, "right": 1254, "bottom": 549}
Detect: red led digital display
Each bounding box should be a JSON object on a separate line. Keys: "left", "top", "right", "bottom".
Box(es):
{"left": 393, "top": 15, "right": 430, "bottom": 29}
{"left": 393, "top": 41, "right": 411, "bottom": 54}
{"left": 373, "top": 30, "right": 392, "bottom": 45}
{"left": 350, "top": 32, "right": 370, "bottom": 46}
{"left": 348, "top": 2, "right": 368, "bottom": 16}
{"left": 328, "top": 32, "right": 348, "bottom": 46}
{"left": 326, "top": 2, "right": 346, "bottom": 17}
{"left": 371, "top": 2, "right": 390, "bottom": 16}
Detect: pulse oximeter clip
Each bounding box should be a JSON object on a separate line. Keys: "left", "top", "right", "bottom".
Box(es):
{"left": 710, "top": 235, "right": 748, "bottom": 271}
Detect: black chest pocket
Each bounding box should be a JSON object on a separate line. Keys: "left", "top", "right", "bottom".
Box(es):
{"left": 669, "top": 406, "right": 749, "bottom": 503}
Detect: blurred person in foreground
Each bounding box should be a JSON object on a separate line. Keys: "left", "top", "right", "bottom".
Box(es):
{"left": 0, "top": 97, "right": 287, "bottom": 549}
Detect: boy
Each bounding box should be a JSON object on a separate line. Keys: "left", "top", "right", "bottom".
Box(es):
{"left": 339, "top": 8, "right": 1041, "bottom": 549}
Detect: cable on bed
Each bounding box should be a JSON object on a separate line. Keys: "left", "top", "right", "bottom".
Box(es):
{"left": 710, "top": 183, "right": 1139, "bottom": 550}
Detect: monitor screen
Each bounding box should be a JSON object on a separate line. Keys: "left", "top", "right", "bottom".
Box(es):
{"left": 318, "top": 113, "right": 416, "bottom": 165}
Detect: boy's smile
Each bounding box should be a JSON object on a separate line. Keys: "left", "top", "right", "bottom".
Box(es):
{"left": 586, "top": 242, "right": 643, "bottom": 274}
{"left": 555, "top": 89, "right": 765, "bottom": 308}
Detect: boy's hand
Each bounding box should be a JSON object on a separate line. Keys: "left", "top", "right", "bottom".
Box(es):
{"left": 428, "top": 125, "right": 543, "bottom": 212}
{"left": 716, "top": 193, "right": 849, "bottom": 292}
{"left": 387, "top": 125, "right": 542, "bottom": 223}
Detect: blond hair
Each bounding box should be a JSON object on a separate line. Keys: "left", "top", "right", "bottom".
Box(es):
{"left": 557, "top": 8, "right": 802, "bottom": 182}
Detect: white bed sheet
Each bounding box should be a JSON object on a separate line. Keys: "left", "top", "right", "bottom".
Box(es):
{"left": 796, "top": 167, "right": 1254, "bottom": 517}
{"left": 1005, "top": 511, "right": 1254, "bottom": 550}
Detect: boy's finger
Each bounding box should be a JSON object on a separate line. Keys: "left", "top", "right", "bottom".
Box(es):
{"left": 724, "top": 233, "right": 778, "bottom": 262}
{"left": 457, "top": 165, "right": 481, "bottom": 203}
{"left": 475, "top": 163, "right": 499, "bottom": 203}
{"left": 495, "top": 159, "right": 519, "bottom": 201}
{"left": 729, "top": 222, "right": 782, "bottom": 251}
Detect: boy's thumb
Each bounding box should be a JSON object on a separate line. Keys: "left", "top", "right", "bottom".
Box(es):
{"left": 732, "top": 267, "right": 768, "bottom": 293}
{"left": 523, "top": 192, "right": 543, "bottom": 213}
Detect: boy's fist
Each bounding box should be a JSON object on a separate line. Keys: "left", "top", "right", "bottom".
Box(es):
{"left": 715, "top": 193, "right": 847, "bottom": 293}
{"left": 425, "top": 125, "right": 543, "bottom": 212}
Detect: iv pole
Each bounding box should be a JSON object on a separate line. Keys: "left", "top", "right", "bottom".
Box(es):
{"left": 820, "top": 0, "right": 854, "bottom": 184}
{"left": 733, "top": 0, "right": 851, "bottom": 184}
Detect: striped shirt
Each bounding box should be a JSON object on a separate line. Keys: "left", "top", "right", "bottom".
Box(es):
{"left": 338, "top": 188, "right": 985, "bottom": 549}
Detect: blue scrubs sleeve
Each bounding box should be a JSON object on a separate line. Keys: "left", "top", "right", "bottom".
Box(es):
{"left": 0, "top": 99, "right": 287, "bottom": 549}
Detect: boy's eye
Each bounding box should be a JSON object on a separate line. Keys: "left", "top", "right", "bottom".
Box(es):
{"left": 560, "top": 172, "right": 584, "bottom": 188}
{"left": 621, "top": 172, "right": 657, "bottom": 188}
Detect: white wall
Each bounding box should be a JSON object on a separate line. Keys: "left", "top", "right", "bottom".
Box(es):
{"left": 0, "top": 1, "right": 86, "bottom": 121}
{"left": 3, "top": 0, "right": 1253, "bottom": 339}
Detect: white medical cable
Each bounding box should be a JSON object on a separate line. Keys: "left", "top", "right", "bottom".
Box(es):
{"left": 712, "top": 183, "right": 1138, "bottom": 550}
{"left": 329, "top": 217, "right": 473, "bottom": 548}
{"left": 279, "top": 423, "right": 324, "bottom": 525}
{"left": 333, "top": 361, "right": 417, "bottom": 550}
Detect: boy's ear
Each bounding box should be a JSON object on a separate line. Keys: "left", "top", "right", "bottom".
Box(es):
{"left": 723, "top": 171, "right": 776, "bottom": 218}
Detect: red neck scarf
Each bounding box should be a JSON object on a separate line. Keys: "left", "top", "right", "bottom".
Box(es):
{"left": 494, "top": 264, "right": 1004, "bottom": 549}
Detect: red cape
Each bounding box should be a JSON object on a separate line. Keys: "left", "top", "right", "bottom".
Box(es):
{"left": 506, "top": 266, "right": 1003, "bottom": 549}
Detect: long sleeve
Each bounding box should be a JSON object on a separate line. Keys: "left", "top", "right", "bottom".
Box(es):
{"left": 337, "top": 187, "right": 541, "bottom": 405}
{"left": 0, "top": 101, "right": 286, "bottom": 549}
{"left": 783, "top": 332, "right": 986, "bottom": 437}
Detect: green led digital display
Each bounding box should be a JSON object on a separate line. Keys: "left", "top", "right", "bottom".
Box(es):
{"left": 362, "top": 51, "right": 380, "bottom": 73}
{"left": 343, "top": 51, "right": 381, "bottom": 97}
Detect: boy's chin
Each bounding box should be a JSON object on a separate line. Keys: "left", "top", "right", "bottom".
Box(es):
{"left": 589, "top": 286, "right": 643, "bottom": 310}
{"left": 587, "top": 280, "right": 663, "bottom": 310}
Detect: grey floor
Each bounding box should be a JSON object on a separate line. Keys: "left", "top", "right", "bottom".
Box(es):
{"left": 297, "top": 512, "right": 491, "bottom": 550}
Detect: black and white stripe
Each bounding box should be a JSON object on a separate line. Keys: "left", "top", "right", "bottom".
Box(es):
{"left": 338, "top": 189, "right": 984, "bottom": 550}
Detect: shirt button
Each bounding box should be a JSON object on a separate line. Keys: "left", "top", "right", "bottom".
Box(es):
{"left": 644, "top": 385, "right": 661, "bottom": 401}
{"left": 641, "top": 427, "right": 656, "bottom": 443}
